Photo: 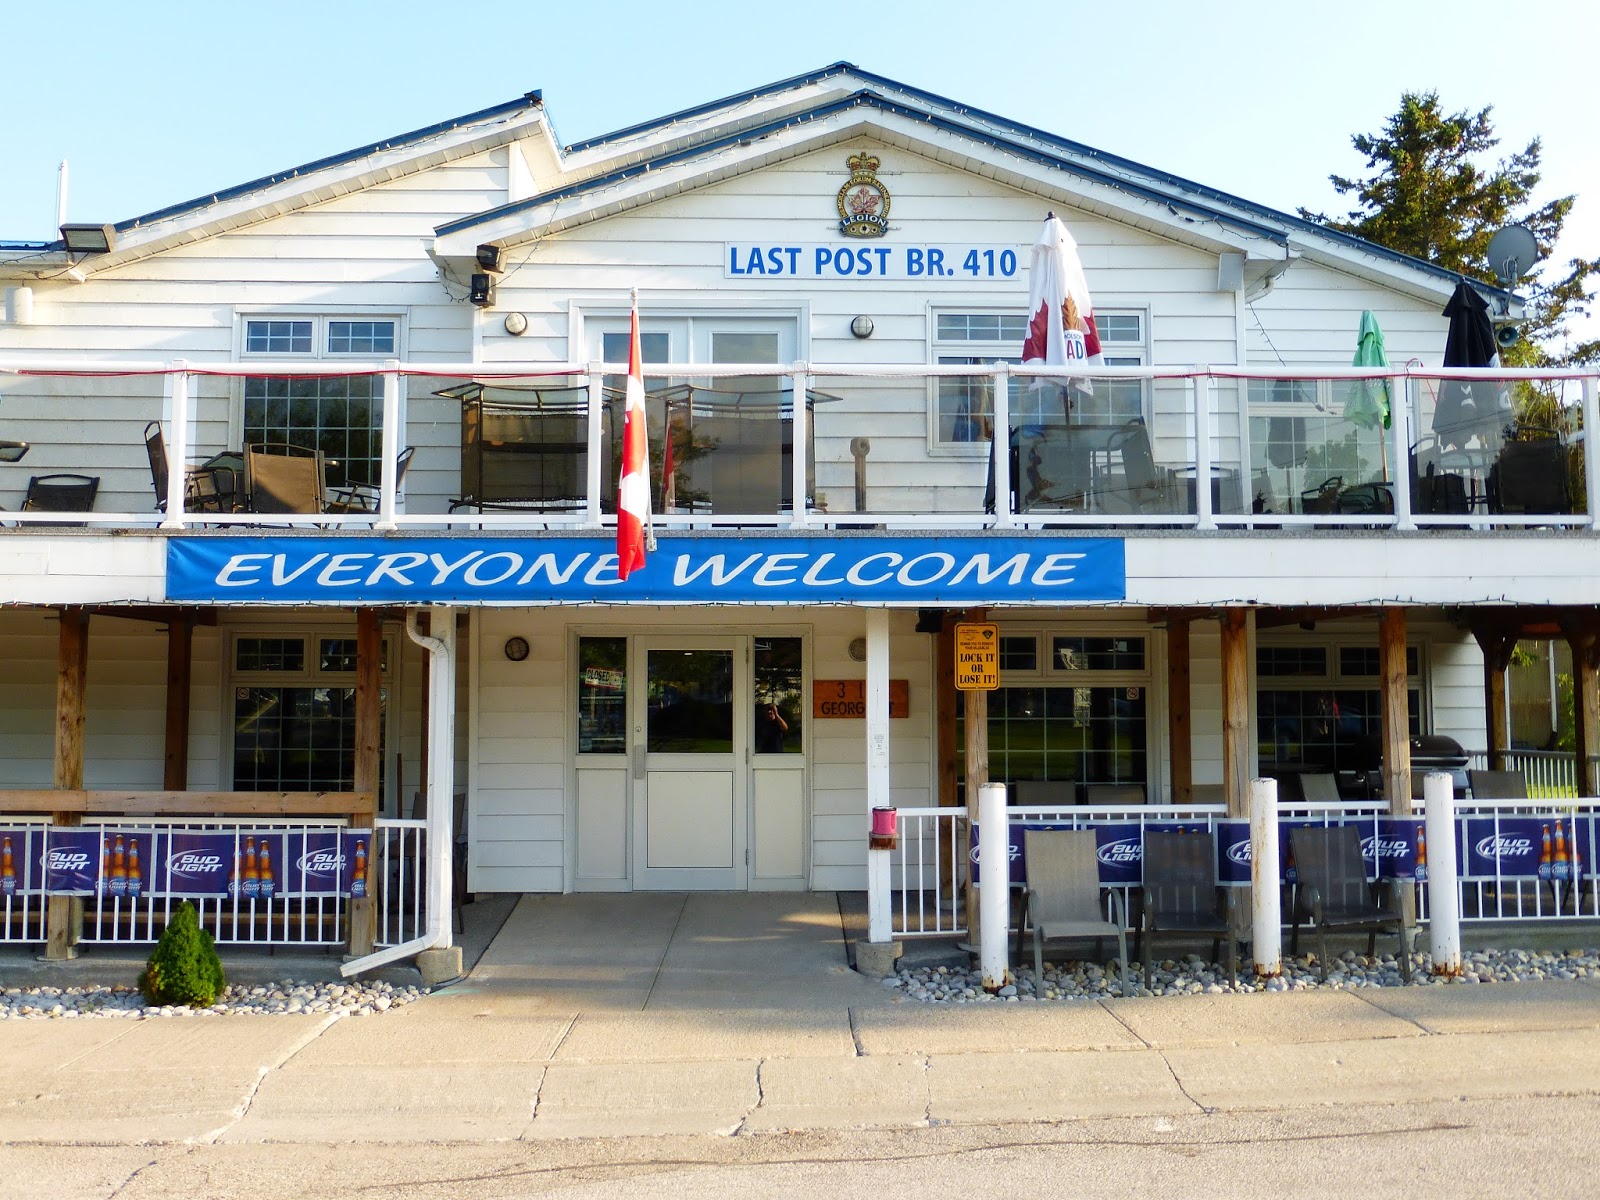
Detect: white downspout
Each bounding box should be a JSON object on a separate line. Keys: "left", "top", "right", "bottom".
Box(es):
{"left": 341, "top": 606, "right": 456, "bottom": 977}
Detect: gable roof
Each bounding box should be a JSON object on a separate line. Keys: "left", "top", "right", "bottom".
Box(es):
{"left": 455, "top": 63, "right": 1511, "bottom": 306}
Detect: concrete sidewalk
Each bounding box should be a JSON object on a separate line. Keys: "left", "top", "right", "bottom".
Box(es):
{"left": 4, "top": 893, "right": 1600, "bottom": 1144}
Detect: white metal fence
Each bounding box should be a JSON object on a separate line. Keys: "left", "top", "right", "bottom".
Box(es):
{"left": 888, "top": 799, "right": 1600, "bottom": 939}
{"left": 0, "top": 816, "right": 425, "bottom": 949}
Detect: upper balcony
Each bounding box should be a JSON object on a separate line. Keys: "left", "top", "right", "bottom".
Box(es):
{"left": 0, "top": 359, "right": 1593, "bottom": 536}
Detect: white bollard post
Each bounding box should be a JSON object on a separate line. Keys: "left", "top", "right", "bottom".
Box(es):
{"left": 978, "top": 781, "right": 1012, "bottom": 991}
{"left": 1250, "top": 777, "right": 1281, "bottom": 977}
{"left": 1424, "top": 770, "right": 1461, "bottom": 976}
{"left": 866, "top": 846, "right": 892, "bottom": 944}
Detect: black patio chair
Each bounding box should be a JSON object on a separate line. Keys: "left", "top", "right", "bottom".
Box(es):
{"left": 143, "top": 421, "right": 234, "bottom": 514}
{"left": 21, "top": 473, "right": 99, "bottom": 524}
{"left": 1289, "top": 825, "right": 1412, "bottom": 982}
{"left": 1139, "top": 830, "right": 1237, "bottom": 992}
{"left": 1489, "top": 425, "right": 1570, "bottom": 515}
{"left": 327, "top": 446, "right": 416, "bottom": 514}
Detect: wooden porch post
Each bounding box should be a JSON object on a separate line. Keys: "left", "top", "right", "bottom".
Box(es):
{"left": 1563, "top": 619, "right": 1600, "bottom": 796}
{"left": 1166, "top": 613, "right": 1193, "bottom": 805}
{"left": 1379, "top": 608, "right": 1412, "bottom": 816}
{"left": 163, "top": 614, "right": 193, "bottom": 791}
{"left": 347, "top": 608, "right": 383, "bottom": 956}
{"left": 961, "top": 609, "right": 989, "bottom": 942}
{"left": 46, "top": 608, "right": 89, "bottom": 960}
{"left": 1220, "top": 609, "right": 1251, "bottom": 818}
{"left": 1470, "top": 618, "right": 1518, "bottom": 772}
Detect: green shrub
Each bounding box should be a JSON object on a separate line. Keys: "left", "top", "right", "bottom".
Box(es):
{"left": 138, "top": 901, "right": 226, "bottom": 1007}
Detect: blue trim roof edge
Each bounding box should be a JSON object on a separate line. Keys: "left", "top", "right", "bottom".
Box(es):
{"left": 15, "top": 90, "right": 545, "bottom": 251}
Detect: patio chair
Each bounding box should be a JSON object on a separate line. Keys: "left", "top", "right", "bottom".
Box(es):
{"left": 21, "top": 473, "right": 99, "bottom": 524}
{"left": 326, "top": 446, "right": 415, "bottom": 514}
{"left": 1467, "top": 769, "right": 1528, "bottom": 800}
{"left": 1489, "top": 426, "right": 1570, "bottom": 515}
{"left": 1139, "top": 830, "right": 1237, "bottom": 991}
{"left": 1097, "top": 420, "right": 1170, "bottom": 514}
{"left": 245, "top": 443, "right": 326, "bottom": 514}
{"left": 143, "top": 421, "right": 233, "bottom": 514}
{"left": 1013, "top": 828, "right": 1132, "bottom": 994}
{"left": 1299, "top": 773, "right": 1342, "bottom": 804}
{"left": 1014, "top": 779, "right": 1074, "bottom": 807}
{"left": 1288, "top": 825, "right": 1412, "bottom": 982}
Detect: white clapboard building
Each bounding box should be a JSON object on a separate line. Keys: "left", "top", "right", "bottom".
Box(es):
{"left": 2, "top": 64, "right": 1595, "bottom": 963}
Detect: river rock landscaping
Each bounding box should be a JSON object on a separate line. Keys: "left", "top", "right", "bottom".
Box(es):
{"left": 0, "top": 978, "right": 424, "bottom": 1019}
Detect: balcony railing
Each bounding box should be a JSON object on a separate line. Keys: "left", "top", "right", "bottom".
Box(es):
{"left": 0, "top": 359, "right": 1594, "bottom": 532}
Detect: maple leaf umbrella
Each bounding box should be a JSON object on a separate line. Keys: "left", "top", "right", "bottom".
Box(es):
{"left": 1023, "top": 213, "right": 1104, "bottom": 417}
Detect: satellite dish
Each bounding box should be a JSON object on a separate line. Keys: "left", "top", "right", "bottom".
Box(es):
{"left": 1486, "top": 225, "right": 1538, "bottom": 286}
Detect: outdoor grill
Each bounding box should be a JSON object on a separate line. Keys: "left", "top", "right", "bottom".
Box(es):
{"left": 1339, "top": 733, "right": 1471, "bottom": 799}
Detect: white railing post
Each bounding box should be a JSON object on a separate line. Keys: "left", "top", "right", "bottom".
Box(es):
{"left": 160, "top": 361, "right": 190, "bottom": 530}
{"left": 790, "top": 363, "right": 809, "bottom": 529}
{"left": 1424, "top": 771, "right": 1461, "bottom": 976}
{"left": 1390, "top": 372, "right": 1415, "bottom": 531}
{"left": 586, "top": 364, "right": 604, "bottom": 527}
{"left": 376, "top": 361, "right": 401, "bottom": 530}
{"left": 990, "top": 364, "right": 1012, "bottom": 528}
{"left": 1583, "top": 375, "right": 1599, "bottom": 532}
{"left": 1194, "top": 373, "right": 1215, "bottom": 530}
{"left": 978, "top": 781, "right": 1012, "bottom": 991}
{"left": 865, "top": 608, "right": 893, "bottom": 946}
{"left": 1249, "top": 777, "right": 1281, "bottom": 977}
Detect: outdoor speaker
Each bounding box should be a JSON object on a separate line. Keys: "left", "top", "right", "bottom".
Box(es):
{"left": 1496, "top": 325, "right": 1521, "bottom": 350}
{"left": 469, "top": 274, "right": 495, "bottom": 307}
{"left": 475, "top": 244, "right": 503, "bottom": 272}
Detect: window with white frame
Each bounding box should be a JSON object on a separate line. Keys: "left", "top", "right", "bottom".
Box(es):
{"left": 931, "top": 309, "right": 1148, "bottom": 447}
{"left": 240, "top": 316, "right": 398, "bottom": 488}
{"left": 1256, "top": 639, "right": 1422, "bottom": 775}
{"left": 956, "top": 629, "right": 1151, "bottom": 801}
{"left": 230, "top": 630, "right": 392, "bottom": 807}
{"left": 1247, "top": 377, "right": 1390, "bottom": 514}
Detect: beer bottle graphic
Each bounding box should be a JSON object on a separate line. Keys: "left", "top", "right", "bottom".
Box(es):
{"left": 257, "top": 841, "right": 275, "bottom": 900}
{"left": 1, "top": 836, "right": 14, "bottom": 897}
{"left": 1284, "top": 833, "right": 1298, "bottom": 884}
{"left": 108, "top": 834, "right": 128, "bottom": 897}
{"left": 100, "top": 840, "right": 110, "bottom": 894}
{"left": 227, "top": 849, "right": 241, "bottom": 899}
{"left": 351, "top": 840, "right": 368, "bottom": 898}
{"left": 127, "top": 839, "right": 142, "bottom": 899}
{"left": 242, "top": 836, "right": 260, "bottom": 900}
{"left": 1414, "top": 822, "right": 1428, "bottom": 882}
{"left": 1553, "top": 819, "right": 1571, "bottom": 882}
{"left": 1539, "top": 824, "right": 1554, "bottom": 881}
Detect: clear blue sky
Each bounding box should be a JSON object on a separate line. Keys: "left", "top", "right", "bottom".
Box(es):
{"left": 5, "top": 0, "right": 1595, "bottom": 347}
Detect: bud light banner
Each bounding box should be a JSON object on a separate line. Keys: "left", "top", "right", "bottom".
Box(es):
{"left": 970, "top": 821, "right": 1209, "bottom": 886}
{"left": 286, "top": 830, "right": 348, "bottom": 895}
{"left": 1, "top": 827, "right": 44, "bottom": 896}
{"left": 1464, "top": 816, "right": 1584, "bottom": 880}
{"left": 158, "top": 832, "right": 233, "bottom": 896}
{"left": 43, "top": 829, "right": 101, "bottom": 894}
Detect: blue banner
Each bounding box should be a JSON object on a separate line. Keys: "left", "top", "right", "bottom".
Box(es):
{"left": 166, "top": 535, "right": 1126, "bottom": 606}
{"left": 1, "top": 828, "right": 43, "bottom": 896}
{"left": 44, "top": 829, "right": 100, "bottom": 894}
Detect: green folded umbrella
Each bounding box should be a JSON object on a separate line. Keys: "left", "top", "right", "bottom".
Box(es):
{"left": 1344, "top": 309, "right": 1391, "bottom": 429}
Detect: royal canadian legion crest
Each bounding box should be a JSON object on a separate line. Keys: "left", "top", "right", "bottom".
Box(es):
{"left": 837, "top": 152, "right": 890, "bottom": 238}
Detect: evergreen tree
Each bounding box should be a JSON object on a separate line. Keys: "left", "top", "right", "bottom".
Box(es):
{"left": 1300, "top": 91, "right": 1597, "bottom": 365}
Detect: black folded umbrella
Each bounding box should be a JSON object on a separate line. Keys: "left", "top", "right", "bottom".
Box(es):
{"left": 1433, "top": 281, "right": 1506, "bottom": 447}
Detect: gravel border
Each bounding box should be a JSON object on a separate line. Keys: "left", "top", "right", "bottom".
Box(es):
{"left": 886, "top": 947, "right": 1600, "bottom": 1002}
{"left": 0, "top": 979, "right": 425, "bottom": 1019}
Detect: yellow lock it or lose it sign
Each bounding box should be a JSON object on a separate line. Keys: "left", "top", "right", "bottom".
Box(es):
{"left": 954, "top": 622, "right": 999, "bottom": 691}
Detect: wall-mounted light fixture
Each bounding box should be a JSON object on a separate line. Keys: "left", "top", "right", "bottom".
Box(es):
{"left": 469, "top": 273, "right": 495, "bottom": 308}
{"left": 59, "top": 223, "right": 115, "bottom": 255}
{"left": 475, "top": 244, "right": 503, "bottom": 272}
{"left": 850, "top": 315, "right": 875, "bottom": 339}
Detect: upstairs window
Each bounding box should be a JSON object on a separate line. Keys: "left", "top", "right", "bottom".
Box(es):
{"left": 240, "top": 316, "right": 398, "bottom": 488}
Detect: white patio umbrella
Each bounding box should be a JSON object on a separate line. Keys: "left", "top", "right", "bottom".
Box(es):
{"left": 1023, "top": 212, "right": 1103, "bottom": 416}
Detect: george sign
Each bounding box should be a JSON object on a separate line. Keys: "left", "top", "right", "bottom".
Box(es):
{"left": 812, "top": 679, "right": 909, "bottom": 719}
{"left": 726, "top": 243, "right": 1023, "bottom": 280}
{"left": 954, "top": 622, "right": 999, "bottom": 691}
{"left": 167, "top": 535, "right": 1127, "bottom": 606}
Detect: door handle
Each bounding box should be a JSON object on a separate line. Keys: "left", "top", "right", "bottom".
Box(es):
{"left": 633, "top": 744, "right": 646, "bottom": 780}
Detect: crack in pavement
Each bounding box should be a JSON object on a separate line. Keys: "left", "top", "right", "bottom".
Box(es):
{"left": 1096, "top": 998, "right": 1211, "bottom": 1115}
{"left": 640, "top": 896, "right": 689, "bottom": 1013}
{"left": 195, "top": 1011, "right": 346, "bottom": 1143}
{"left": 847, "top": 1007, "right": 866, "bottom": 1057}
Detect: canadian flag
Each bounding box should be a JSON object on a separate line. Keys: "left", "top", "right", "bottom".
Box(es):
{"left": 616, "top": 293, "right": 652, "bottom": 580}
